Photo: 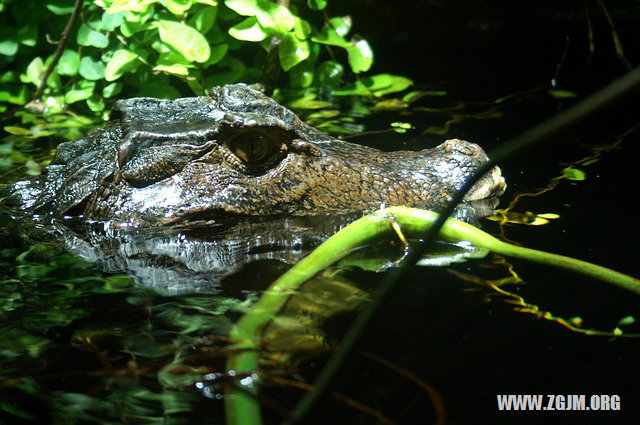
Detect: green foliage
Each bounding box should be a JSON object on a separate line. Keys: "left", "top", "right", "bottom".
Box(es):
{"left": 0, "top": 0, "right": 413, "bottom": 116}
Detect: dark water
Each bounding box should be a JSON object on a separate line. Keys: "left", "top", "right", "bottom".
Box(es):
{"left": 2, "top": 2, "right": 640, "bottom": 425}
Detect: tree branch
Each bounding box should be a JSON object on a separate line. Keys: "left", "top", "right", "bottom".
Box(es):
{"left": 31, "top": 0, "right": 84, "bottom": 102}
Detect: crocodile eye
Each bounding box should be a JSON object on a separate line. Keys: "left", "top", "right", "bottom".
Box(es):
{"left": 231, "top": 132, "right": 272, "bottom": 164}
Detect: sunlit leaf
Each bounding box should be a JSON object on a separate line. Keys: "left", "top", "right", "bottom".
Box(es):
{"left": 371, "top": 75, "right": 412, "bottom": 96}
{"left": 156, "top": 20, "right": 210, "bottom": 63}
{"left": 101, "top": 11, "right": 125, "bottom": 31}
{"left": 163, "top": 0, "right": 194, "bottom": 15}
{"left": 154, "top": 64, "right": 190, "bottom": 76}
{"left": 293, "top": 17, "right": 311, "bottom": 39}
{"left": 105, "top": 49, "right": 138, "bottom": 81}
{"left": 561, "top": 166, "right": 586, "bottom": 181}
{"left": 228, "top": 17, "right": 268, "bottom": 41}
{"left": 311, "top": 27, "right": 351, "bottom": 48}
{"left": 254, "top": 0, "right": 295, "bottom": 33}
{"left": 79, "top": 56, "right": 106, "bottom": 80}
{"left": 279, "top": 33, "right": 310, "bottom": 71}
{"left": 77, "top": 24, "right": 109, "bottom": 48}
{"left": 224, "top": 0, "right": 258, "bottom": 16}
{"left": 25, "top": 57, "right": 44, "bottom": 86}
{"left": 346, "top": 37, "right": 373, "bottom": 73}
{"left": 106, "top": 0, "right": 156, "bottom": 13}
{"left": 329, "top": 16, "right": 351, "bottom": 37}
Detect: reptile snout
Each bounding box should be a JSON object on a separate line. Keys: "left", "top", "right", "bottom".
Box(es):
{"left": 464, "top": 165, "right": 506, "bottom": 200}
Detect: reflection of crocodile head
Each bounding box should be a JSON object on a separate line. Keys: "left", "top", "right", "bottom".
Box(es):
{"left": 1, "top": 84, "right": 505, "bottom": 227}
{"left": 53, "top": 212, "right": 488, "bottom": 295}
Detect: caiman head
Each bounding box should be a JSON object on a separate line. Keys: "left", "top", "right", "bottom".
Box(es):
{"left": 1, "top": 84, "right": 505, "bottom": 227}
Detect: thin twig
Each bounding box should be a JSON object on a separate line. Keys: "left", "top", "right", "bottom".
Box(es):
{"left": 32, "top": 0, "right": 84, "bottom": 101}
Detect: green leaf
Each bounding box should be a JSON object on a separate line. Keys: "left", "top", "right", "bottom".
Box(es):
{"left": 279, "top": 33, "right": 310, "bottom": 71}
{"left": 225, "top": 0, "right": 258, "bottom": 16}
{"left": 293, "top": 17, "right": 311, "bottom": 40}
{"left": 4, "top": 126, "right": 32, "bottom": 135}
{"left": 101, "top": 11, "right": 125, "bottom": 31}
{"left": 163, "top": 0, "right": 194, "bottom": 15}
{"left": 307, "top": 0, "right": 327, "bottom": 10}
{"left": 156, "top": 20, "right": 210, "bottom": 63}
{"left": 332, "top": 74, "right": 407, "bottom": 97}
{"left": 79, "top": 56, "right": 106, "bottom": 80}
{"left": 46, "top": 0, "right": 76, "bottom": 15}
{"left": 86, "top": 94, "right": 105, "bottom": 112}
{"left": 228, "top": 17, "right": 268, "bottom": 41}
{"left": 154, "top": 64, "right": 190, "bottom": 76}
{"left": 188, "top": 5, "right": 217, "bottom": 34}
{"left": 26, "top": 57, "right": 44, "bottom": 86}
{"left": 311, "top": 27, "right": 351, "bottom": 48}
{"left": 106, "top": 0, "right": 154, "bottom": 13}
{"left": 64, "top": 82, "right": 96, "bottom": 104}
{"left": 329, "top": 16, "right": 351, "bottom": 37}
{"left": 346, "top": 38, "right": 373, "bottom": 73}
{"left": 77, "top": 24, "right": 109, "bottom": 48}
{"left": 17, "top": 24, "right": 38, "bottom": 46}
{"left": 254, "top": 0, "right": 294, "bottom": 33}
{"left": 226, "top": 0, "right": 294, "bottom": 32}
{"left": 0, "top": 28, "right": 19, "bottom": 55}
{"left": 561, "top": 166, "right": 586, "bottom": 181}
{"left": 316, "top": 61, "right": 343, "bottom": 88}
{"left": 617, "top": 316, "right": 636, "bottom": 326}
{"left": 57, "top": 50, "right": 80, "bottom": 76}
{"left": 371, "top": 75, "right": 413, "bottom": 96}
{"left": 102, "top": 82, "right": 123, "bottom": 98}
{"left": 120, "top": 20, "right": 151, "bottom": 37}
{"left": 105, "top": 49, "right": 138, "bottom": 81}
{"left": 204, "top": 43, "right": 228, "bottom": 66}
{"left": 549, "top": 89, "right": 578, "bottom": 99}
{"left": 289, "top": 60, "right": 314, "bottom": 88}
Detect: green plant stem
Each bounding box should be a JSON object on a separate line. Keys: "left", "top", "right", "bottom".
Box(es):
{"left": 225, "top": 206, "right": 640, "bottom": 425}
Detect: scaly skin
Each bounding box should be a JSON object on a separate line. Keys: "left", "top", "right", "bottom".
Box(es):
{"left": 1, "top": 84, "right": 505, "bottom": 227}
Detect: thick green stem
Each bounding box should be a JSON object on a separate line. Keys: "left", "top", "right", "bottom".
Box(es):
{"left": 225, "top": 207, "right": 640, "bottom": 425}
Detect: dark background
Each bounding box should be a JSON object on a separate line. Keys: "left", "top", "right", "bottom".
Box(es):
{"left": 297, "top": 1, "right": 640, "bottom": 424}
